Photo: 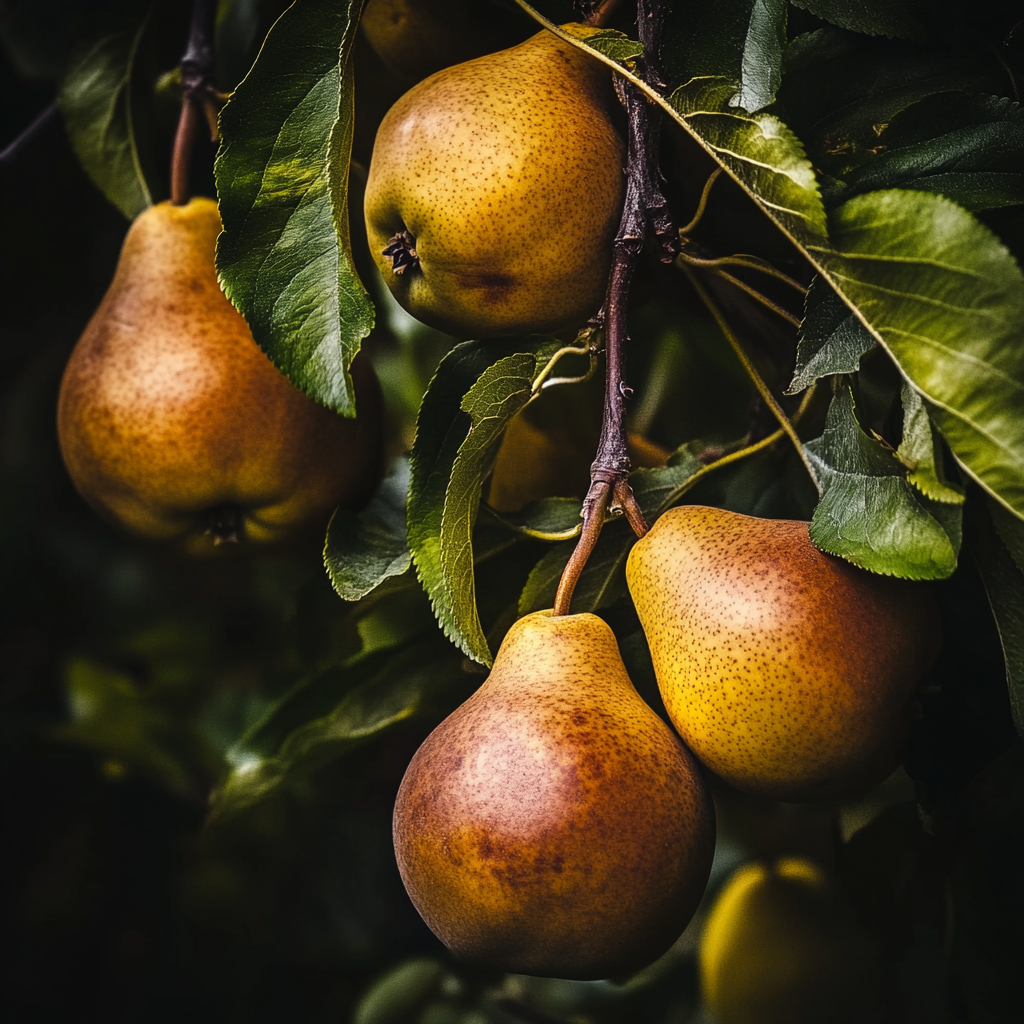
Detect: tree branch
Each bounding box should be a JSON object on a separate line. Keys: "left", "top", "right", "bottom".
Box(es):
{"left": 552, "top": 0, "right": 668, "bottom": 616}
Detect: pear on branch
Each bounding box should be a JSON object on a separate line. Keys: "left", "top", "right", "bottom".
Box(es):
{"left": 364, "top": 25, "right": 625, "bottom": 337}
{"left": 58, "top": 198, "right": 383, "bottom": 549}
{"left": 393, "top": 609, "right": 715, "bottom": 980}
{"left": 627, "top": 506, "right": 941, "bottom": 800}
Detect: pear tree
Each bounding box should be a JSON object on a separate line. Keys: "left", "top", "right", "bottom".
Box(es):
{"left": 1, "top": 0, "right": 1023, "bottom": 1020}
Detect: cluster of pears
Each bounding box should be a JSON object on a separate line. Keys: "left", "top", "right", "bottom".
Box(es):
{"left": 394, "top": 507, "right": 938, "bottom": 979}
{"left": 58, "top": 198, "right": 383, "bottom": 549}
{"left": 358, "top": 14, "right": 940, "bottom": 981}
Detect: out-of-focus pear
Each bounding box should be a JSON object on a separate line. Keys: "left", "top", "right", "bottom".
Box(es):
{"left": 700, "top": 858, "right": 870, "bottom": 1024}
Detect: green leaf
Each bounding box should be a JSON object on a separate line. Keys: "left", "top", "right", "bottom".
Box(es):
{"left": 213, "top": 641, "right": 467, "bottom": 818}
{"left": 790, "top": 0, "right": 927, "bottom": 41}
{"left": 787, "top": 274, "right": 877, "bottom": 393}
{"left": 831, "top": 96, "right": 1024, "bottom": 207}
{"left": 805, "top": 386, "right": 962, "bottom": 578}
{"left": 781, "top": 32, "right": 995, "bottom": 184}
{"left": 580, "top": 28, "right": 644, "bottom": 62}
{"left": 518, "top": 446, "right": 705, "bottom": 615}
{"left": 990, "top": 499, "right": 1024, "bottom": 573}
{"left": 408, "top": 339, "right": 558, "bottom": 665}
{"left": 662, "top": 0, "right": 764, "bottom": 88}
{"left": 734, "top": 0, "right": 787, "bottom": 113}
{"left": 483, "top": 496, "right": 583, "bottom": 541}
{"left": 353, "top": 959, "right": 446, "bottom": 1024}
{"left": 53, "top": 658, "right": 200, "bottom": 796}
{"left": 667, "top": 77, "right": 828, "bottom": 247}
{"left": 57, "top": 16, "right": 154, "bottom": 219}
{"left": 899, "top": 172, "right": 1024, "bottom": 213}
{"left": 325, "top": 458, "right": 411, "bottom": 602}
{"left": 808, "top": 190, "right": 1024, "bottom": 518}
{"left": 967, "top": 502, "right": 1024, "bottom": 737}
{"left": 897, "top": 382, "right": 964, "bottom": 504}
{"left": 215, "top": 0, "right": 372, "bottom": 415}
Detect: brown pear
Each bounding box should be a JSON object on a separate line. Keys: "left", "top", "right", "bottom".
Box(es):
{"left": 393, "top": 610, "right": 715, "bottom": 980}
{"left": 57, "top": 198, "right": 383, "bottom": 548}
{"left": 626, "top": 506, "right": 941, "bottom": 800}
{"left": 364, "top": 25, "right": 625, "bottom": 337}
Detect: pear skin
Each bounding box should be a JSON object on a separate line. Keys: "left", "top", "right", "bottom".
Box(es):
{"left": 393, "top": 610, "right": 715, "bottom": 980}
{"left": 364, "top": 26, "right": 625, "bottom": 337}
{"left": 57, "top": 198, "right": 383, "bottom": 547}
{"left": 626, "top": 506, "right": 940, "bottom": 801}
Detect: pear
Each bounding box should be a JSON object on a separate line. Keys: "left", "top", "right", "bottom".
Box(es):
{"left": 487, "top": 409, "right": 671, "bottom": 513}
{"left": 364, "top": 25, "right": 625, "bottom": 338}
{"left": 700, "top": 858, "right": 870, "bottom": 1024}
{"left": 393, "top": 610, "right": 715, "bottom": 980}
{"left": 57, "top": 198, "right": 383, "bottom": 548}
{"left": 626, "top": 506, "right": 940, "bottom": 801}
{"left": 360, "top": 0, "right": 529, "bottom": 82}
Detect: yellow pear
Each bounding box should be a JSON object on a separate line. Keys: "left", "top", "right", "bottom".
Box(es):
{"left": 626, "top": 506, "right": 940, "bottom": 800}
{"left": 393, "top": 610, "right": 715, "bottom": 980}
{"left": 699, "top": 858, "right": 869, "bottom": 1024}
{"left": 364, "top": 25, "right": 625, "bottom": 337}
{"left": 57, "top": 198, "right": 383, "bottom": 548}
{"left": 360, "top": 0, "right": 529, "bottom": 82}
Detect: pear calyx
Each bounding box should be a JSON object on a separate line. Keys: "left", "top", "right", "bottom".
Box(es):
{"left": 382, "top": 229, "right": 419, "bottom": 274}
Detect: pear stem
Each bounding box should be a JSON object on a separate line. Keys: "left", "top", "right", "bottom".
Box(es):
{"left": 170, "top": 0, "right": 219, "bottom": 205}
{"left": 552, "top": 0, "right": 668, "bottom": 617}
{"left": 582, "top": 0, "right": 626, "bottom": 27}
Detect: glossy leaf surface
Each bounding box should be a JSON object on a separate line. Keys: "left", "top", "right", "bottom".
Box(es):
{"left": 806, "top": 386, "right": 962, "bottom": 578}
{"left": 216, "top": 0, "right": 372, "bottom": 414}
{"left": 57, "top": 17, "right": 153, "bottom": 219}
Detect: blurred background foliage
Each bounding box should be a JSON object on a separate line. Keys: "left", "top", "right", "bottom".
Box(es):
{"left": 3, "top": 0, "right": 1024, "bottom": 1021}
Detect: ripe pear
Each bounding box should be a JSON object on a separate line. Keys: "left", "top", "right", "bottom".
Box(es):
{"left": 360, "top": 0, "right": 529, "bottom": 82}
{"left": 626, "top": 506, "right": 940, "bottom": 801}
{"left": 393, "top": 610, "right": 715, "bottom": 980}
{"left": 57, "top": 198, "right": 383, "bottom": 548}
{"left": 699, "top": 858, "right": 869, "bottom": 1024}
{"left": 364, "top": 25, "right": 625, "bottom": 337}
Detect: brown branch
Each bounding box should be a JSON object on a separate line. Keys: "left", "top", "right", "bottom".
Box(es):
{"left": 552, "top": 0, "right": 666, "bottom": 616}
{"left": 170, "top": 0, "right": 219, "bottom": 205}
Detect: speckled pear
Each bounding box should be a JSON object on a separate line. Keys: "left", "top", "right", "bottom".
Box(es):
{"left": 57, "top": 198, "right": 383, "bottom": 548}
{"left": 626, "top": 506, "right": 940, "bottom": 801}
{"left": 393, "top": 610, "right": 715, "bottom": 980}
{"left": 364, "top": 25, "right": 625, "bottom": 337}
